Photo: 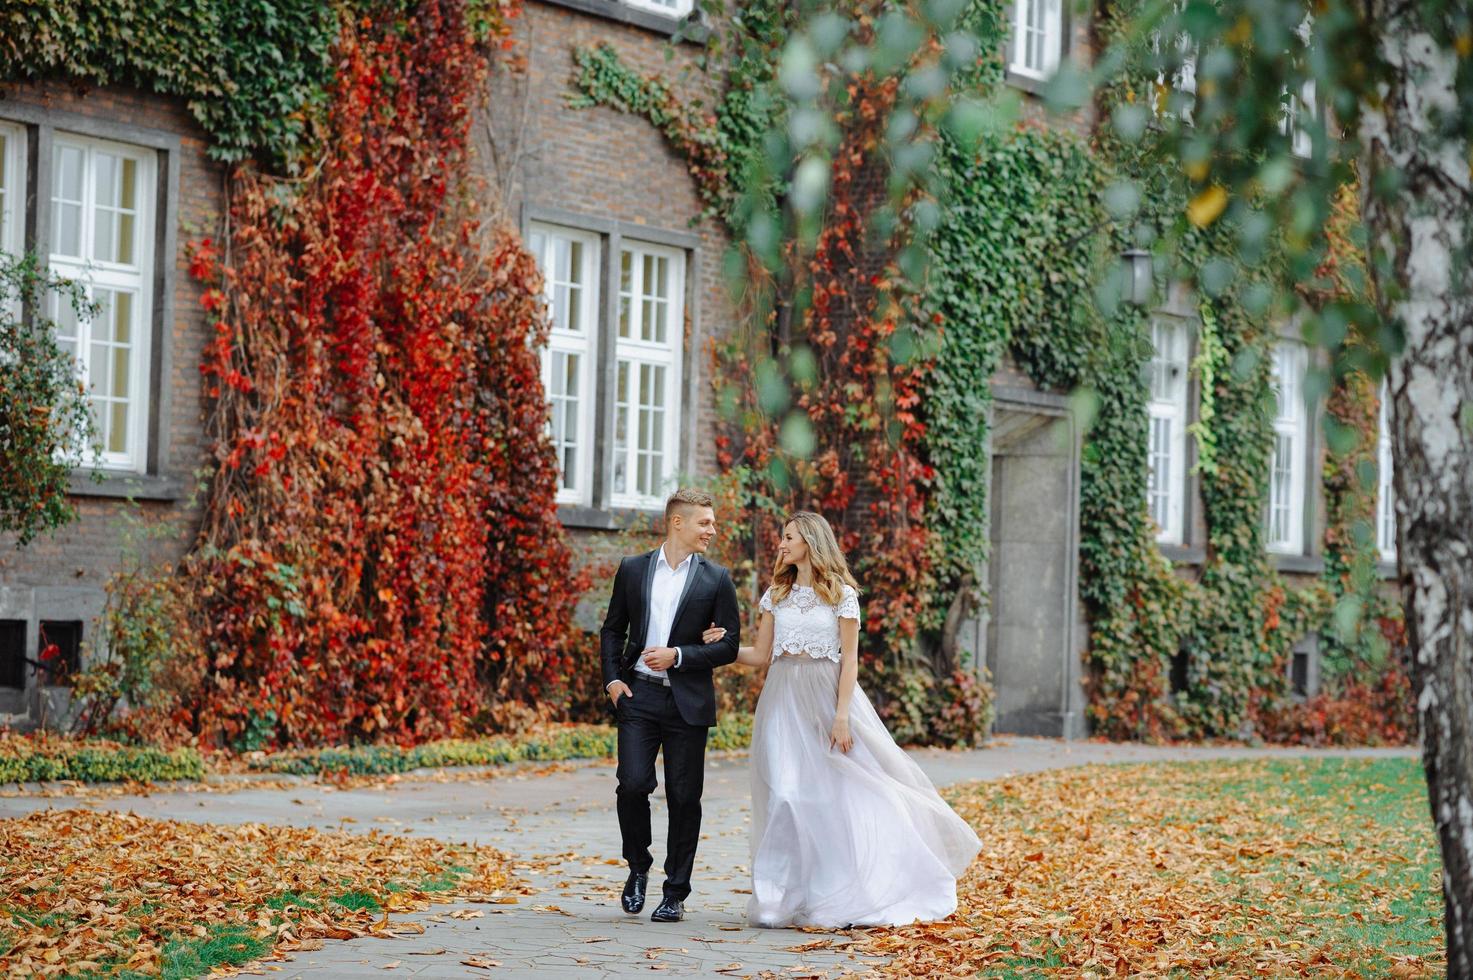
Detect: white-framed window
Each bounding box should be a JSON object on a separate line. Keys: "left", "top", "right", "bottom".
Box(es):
{"left": 1265, "top": 341, "right": 1308, "bottom": 554}
{"left": 1280, "top": 79, "right": 1317, "bottom": 158}
{"left": 1146, "top": 319, "right": 1190, "bottom": 545}
{"left": 1010, "top": 0, "right": 1064, "bottom": 80}
{"left": 1377, "top": 381, "right": 1396, "bottom": 560}
{"left": 0, "top": 121, "right": 24, "bottom": 259}
{"left": 0, "top": 121, "right": 26, "bottom": 327}
{"left": 47, "top": 133, "right": 156, "bottom": 472}
{"left": 529, "top": 224, "right": 600, "bottom": 507}
{"left": 1151, "top": 24, "right": 1197, "bottom": 121}
{"left": 622, "top": 0, "right": 694, "bottom": 18}
{"left": 612, "top": 241, "right": 684, "bottom": 509}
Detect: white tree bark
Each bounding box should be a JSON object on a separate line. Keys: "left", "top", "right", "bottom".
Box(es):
{"left": 1362, "top": 8, "right": 1473, "bottom": 974}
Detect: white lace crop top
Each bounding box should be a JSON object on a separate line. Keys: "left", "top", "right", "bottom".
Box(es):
{"left": 758, "top": 583, "right": 861, "bottom": 663}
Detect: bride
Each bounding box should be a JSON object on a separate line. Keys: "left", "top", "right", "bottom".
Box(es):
{"left": 669, "top": 511, "right": 980, "bottom": 929}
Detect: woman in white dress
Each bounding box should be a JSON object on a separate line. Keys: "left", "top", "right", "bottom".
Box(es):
{"left": 695, "top": 512, "right": 980, "bottom": 929}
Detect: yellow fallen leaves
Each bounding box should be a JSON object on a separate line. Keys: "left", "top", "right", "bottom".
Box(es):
{"left": 857, "top": 758, "right": 1443, "bottom": 978}
{"left": 1, "top": 808, "right": 517, "bottom": 977}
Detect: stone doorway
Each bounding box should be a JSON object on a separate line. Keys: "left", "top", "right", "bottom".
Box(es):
{"left": 979, "top": 387, "right": 1088, "bottom": 738}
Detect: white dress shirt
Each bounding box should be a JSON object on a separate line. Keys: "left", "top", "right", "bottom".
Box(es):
{"left": 615, "top": 545, "right": 692, "bottom": 689}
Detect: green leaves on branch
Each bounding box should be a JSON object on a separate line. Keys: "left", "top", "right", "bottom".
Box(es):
{"left": 0, "top": 255, "right": 99, "bottom": 547}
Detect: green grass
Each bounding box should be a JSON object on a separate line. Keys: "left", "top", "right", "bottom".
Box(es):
{"left": 330, "top": 889, "right": 381, "bottom": 912}
{"left": 158, "top": 927, "right": 271, "bottom": 979}
{"left": 1190, "top": 758, "right": 1442, "bottom": 972}
{"left": 264, "top": 890, "right": 319, "bottom": 910}
{"left": 951, "top": 756, "right": 1443, "bottom": 979}
{"left": 71, "top": 925, "right": 271, "bottom": 980}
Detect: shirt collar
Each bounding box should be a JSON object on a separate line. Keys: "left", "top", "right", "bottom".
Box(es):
{"left": 657, "top": 545, "right": 695, "bottom": 573}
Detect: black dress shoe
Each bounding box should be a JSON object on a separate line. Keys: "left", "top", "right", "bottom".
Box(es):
{"left": 621, "top": 872, "right": 648, "bottom": 914}
{"left": 650, "top": 896, "right": 684, "bottom": 922}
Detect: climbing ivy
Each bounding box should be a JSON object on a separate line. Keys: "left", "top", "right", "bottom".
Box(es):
{"left": 573, "top": 0, "right": 1400, "bottom": 745}
{"left": 0, "top": 0, "right": 341, "bottom": 166}
{"left": 924, "top": 124, "right": 1108, "bottom": 620}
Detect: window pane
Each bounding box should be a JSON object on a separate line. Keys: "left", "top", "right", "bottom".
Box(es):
{"left": 551, "top": 236, "right": 570, "bottom": 286}
{"left": 1148, "top": 415, "right": 1171, "bottom": 528}
{"left": 0, "top": 131, "right": 8, "bottom": 249}
{"left": 56, "top": 145, "right": 84, "bottom": 201}
{"left": 613, "top": 360, "right": 631, "bottom": 495}
{"left": 111, "top": 341, "right": 130, "bottom": 399}
{"left": 111, "top": 289, "right": 132, "bottom": 345}
{"left": 565, "top": 240, "right": 583, "bottom": 333}
{"left": 1269, "top": 432, "right": 1293, "bottom": 545}
{"left": 1378, "top": 388, "right": 1396, "bottom": 555}
{"left": 108, "top": 400, "right": 128, "bottom": 454}
{"left": 636, "top": 363, "right": 666, "bottom": 496}
{"left": 550, "top": 351, "right": 579, "bottom": 491}
{"left": 116, "top": 210, "right": 135, "bottom": 266}
{"left": 52, "top": 293, "right": 81, "bottom": 349}
{"left": 619, "top": 251, "right": 633, "bottom": 339}
{"left": 90, "top": 340, "right": 111, "bottom": 397}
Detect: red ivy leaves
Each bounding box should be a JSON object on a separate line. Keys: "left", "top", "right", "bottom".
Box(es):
{"left": 183, "top": 0, "right": 585, "bottom": 748}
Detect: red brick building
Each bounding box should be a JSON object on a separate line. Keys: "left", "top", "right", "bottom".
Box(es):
{"left": 0, "top": 0, "right": 1391, "bottom": 734}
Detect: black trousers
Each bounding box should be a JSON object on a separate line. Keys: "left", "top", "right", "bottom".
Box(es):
{"left": 615, "top": 677, "right": 709, "bottom": 901}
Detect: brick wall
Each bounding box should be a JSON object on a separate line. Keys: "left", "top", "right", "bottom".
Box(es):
{"left": 483, "top": 1, "right": 738, "bottom": 569}
{"left": 0, "top": 81, "right": 223, "bottom": 724}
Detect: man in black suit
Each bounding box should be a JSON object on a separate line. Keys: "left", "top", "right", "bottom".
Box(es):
{"left": 600, "top": 488, "right": 741, "bottom": 923}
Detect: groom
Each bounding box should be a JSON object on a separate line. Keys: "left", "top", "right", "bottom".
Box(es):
{"left": 600, "top": 488, "right": 741, "bottom": 923}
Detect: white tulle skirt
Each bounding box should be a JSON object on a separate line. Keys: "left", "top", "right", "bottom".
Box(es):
{"left": 746, "top": 654, "right": 981, "bottom": 929}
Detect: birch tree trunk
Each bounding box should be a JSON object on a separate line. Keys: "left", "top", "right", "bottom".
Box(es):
{"left": 1362, "top": 7, "right": 1473, "bottom": 973}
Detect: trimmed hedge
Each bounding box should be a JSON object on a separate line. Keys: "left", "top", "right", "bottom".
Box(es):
{"left": 0, "top": 715, "right": 755, "bottom": 785}
{"left": 0, "top": 735, "right": 206, "bottom": 784}
{"left": 252, "top": 713, "right": 756, "bottom": 777}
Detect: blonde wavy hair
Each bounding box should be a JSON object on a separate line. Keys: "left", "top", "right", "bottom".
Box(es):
{"left": 771, "top": 511, "right": 860, "bottom": 608}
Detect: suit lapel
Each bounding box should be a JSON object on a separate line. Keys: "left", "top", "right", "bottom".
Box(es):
{"left": 637, "top": 548, "right": 659, "bottom": 648}
{"left": 669, "top": 554, "right": 706, "bottom": 636}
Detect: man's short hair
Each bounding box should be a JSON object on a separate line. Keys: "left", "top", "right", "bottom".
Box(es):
{"left": 665, "top": 488, "right": 714, "bottom": 523}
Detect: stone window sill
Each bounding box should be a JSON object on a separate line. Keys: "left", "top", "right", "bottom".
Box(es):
{"left": 536, "top": 0, "right": 707, "bottom": 41}
{"left": 68, "top": 471, "right": 184, "bottom": 502}
{"left": 1271, "top": 553, "right": 1325, "bottom": 575}
{"left": 558, "top": 502, "right": 663, "bottom": 532}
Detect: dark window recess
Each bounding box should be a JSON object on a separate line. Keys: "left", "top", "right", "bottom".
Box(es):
{"left": 0, "top": 620, "right": 26, "bottom": 689}
{"left": 1169, "top": 646, "right": 1191, "bottom": 695}
{"left": 37, "top": 621, "right": 82, "bottom": 686}
{"left": 1291, "top": 650, "right": 1310, "bottom": 698}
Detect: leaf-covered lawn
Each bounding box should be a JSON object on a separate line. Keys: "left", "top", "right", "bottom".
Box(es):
{"left": 0, "top": 809, "right": 521, "bottom": 977}
{"left": 860, "top": 757, "right": 1443, "bottom": 977}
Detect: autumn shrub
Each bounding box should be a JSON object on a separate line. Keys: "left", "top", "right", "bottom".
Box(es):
{"left": 869, "top": 662, "right": 936, "bottom": 746}
{"left": 929, "top": 668, "right": 996, "bottom": 747}
{"left": 0, "top": 733, "right": 205, "bottom": 785}
{"left": 71, "top": 563, "right": 205, "bottom": 743}
{"left": 1258, "top": 656, "right": 1416, "bottom": 746}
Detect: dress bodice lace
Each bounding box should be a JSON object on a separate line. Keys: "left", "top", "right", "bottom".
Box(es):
{"left": 759, "top": 583, "right": 861, "bottom": 663}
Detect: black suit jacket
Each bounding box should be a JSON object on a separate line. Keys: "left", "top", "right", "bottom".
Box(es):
{"left": 599, "top": 549, "right": 741, "bottom": 727}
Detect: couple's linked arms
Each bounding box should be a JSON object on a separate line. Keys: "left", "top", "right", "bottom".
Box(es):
{"left": 700, "top": 609, "right": 860, "bottom": 753}
{"left": 700, "top": 612, "right": 773, "bottom": 668}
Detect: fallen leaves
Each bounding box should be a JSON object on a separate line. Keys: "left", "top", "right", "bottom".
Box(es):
{"left": 0, "top": 808, "right": 517, "bottom": 977}
{"left": 854, "top": 758, "right": 1443, "bottom": 978}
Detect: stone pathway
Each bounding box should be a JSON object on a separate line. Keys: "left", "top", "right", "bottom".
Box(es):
{"left": 0, "top": 738, "right": 1416, "bottom": 978}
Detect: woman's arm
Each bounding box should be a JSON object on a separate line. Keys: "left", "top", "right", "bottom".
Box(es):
{"left": 830, "top": 616, "right": 860, "bottom": 752}
{"left": 743, "top": 612, "right": 774, "bottom": 666}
